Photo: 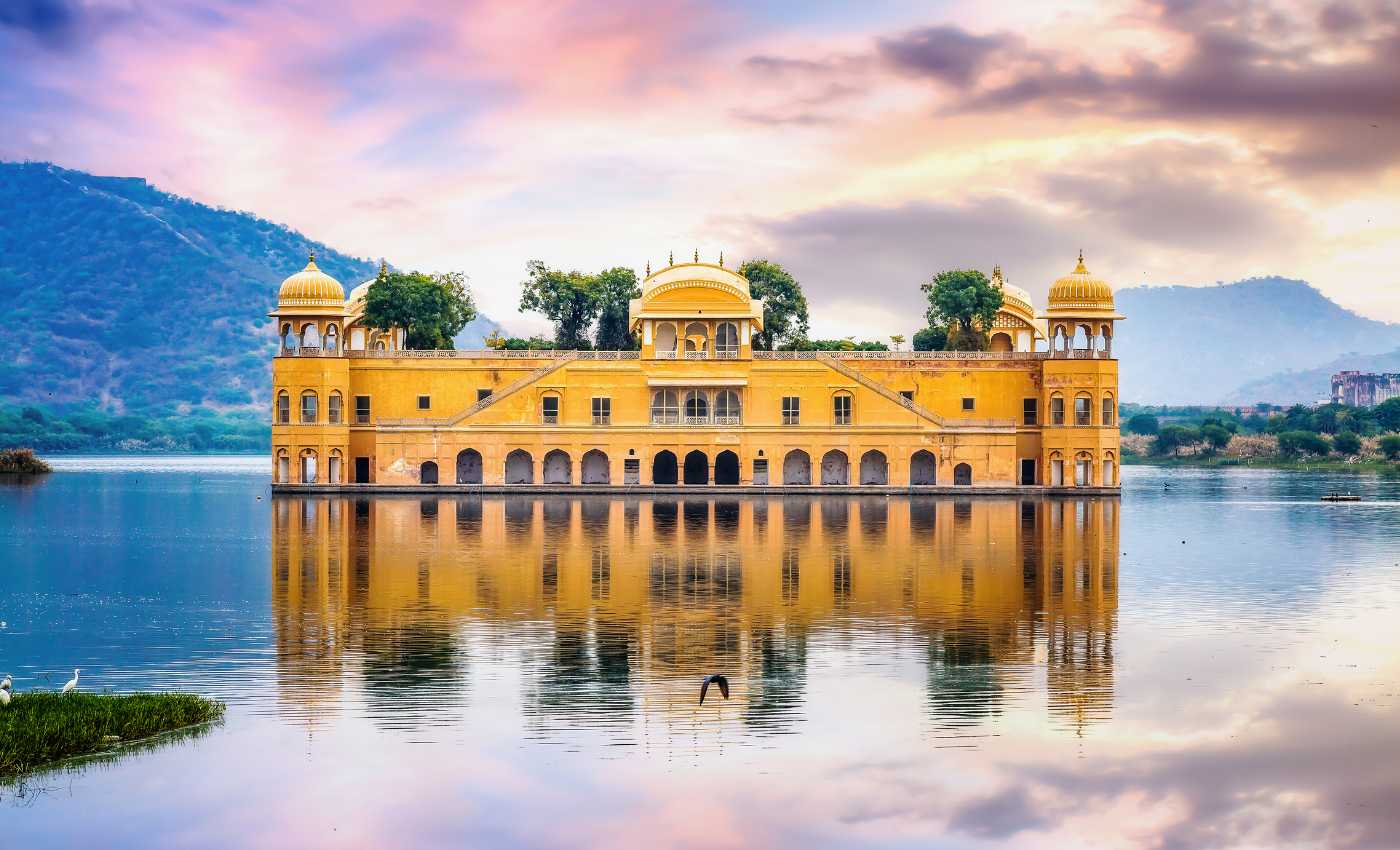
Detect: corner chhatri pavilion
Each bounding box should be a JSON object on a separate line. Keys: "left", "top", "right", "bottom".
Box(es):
{"left": 270, "top": 253, "right": 1122, "bottom": 491}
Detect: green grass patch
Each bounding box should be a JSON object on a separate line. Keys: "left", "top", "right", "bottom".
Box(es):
{"left": 0, "top": 692, "right": 225, "bottom": 778}
{"left": 1124, "top": 455, "right": 1399, "bottom": 474}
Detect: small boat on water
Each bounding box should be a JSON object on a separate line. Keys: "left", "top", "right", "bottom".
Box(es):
{"left": 1321, "top": 493, "right": 1361, "bottom": 502}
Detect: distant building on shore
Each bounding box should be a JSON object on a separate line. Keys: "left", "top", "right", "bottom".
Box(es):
{"left": 1331, "top": 371, "right": 1400, "bottom": 407}
{"left": 269, "top": 252, "right": 1123, "bottom": 490}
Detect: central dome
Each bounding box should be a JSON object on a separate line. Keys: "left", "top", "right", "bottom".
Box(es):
{"left": 1048, "top": 252, "right": 1115, "bottom": 310}
{"left": 278, "top": 253, "right": 345, "bottom": 308}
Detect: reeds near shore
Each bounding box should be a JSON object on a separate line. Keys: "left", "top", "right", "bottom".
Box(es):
{"left": 0, "top": 692, "right": 225, "bottom": 777}
{"left": 0, "top": 447, "right": 51, "bottom": 474}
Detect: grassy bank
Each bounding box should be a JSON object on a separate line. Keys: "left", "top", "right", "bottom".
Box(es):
{"left": 0, "top": 692, "right": 225, "bottom": 778}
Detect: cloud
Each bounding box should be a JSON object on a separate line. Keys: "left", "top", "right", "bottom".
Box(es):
{"left": 946, "top": 787, "right": 1052, "bottom": 839}
{"left": 0, "top": 0, "right": 128, "bottom": 50}
{"left": 877, "top": 25, "right": 1017, "bottom": 87}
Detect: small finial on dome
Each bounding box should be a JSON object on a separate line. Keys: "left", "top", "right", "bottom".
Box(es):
{"left": 719, "top": 251, "right": 724, "bottom": 268}
{"left": 669, "top": 251, "right": 674, "bottom": 266}
{"left": 992, "top": 264, "right": 1002, "bottom": 284}
{"left": 693, "top": 249, "right": 699, "bottom": 262}
{"left": 645, "top": 261, "right": 651, "bottom": 276}
{"left": 307, "top": 250, "right": 316, "bottom": 266}
{"left": 1074, "top": 249, "right": 1087, "bottom": 274}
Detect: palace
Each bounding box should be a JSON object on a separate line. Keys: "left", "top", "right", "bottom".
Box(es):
{"left": 270, "top": 253, "right": 1122, "bottom": 490}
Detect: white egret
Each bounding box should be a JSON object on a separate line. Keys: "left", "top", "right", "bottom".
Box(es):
{"left": 1, "top": 674, "right": 11, "bottom": 691}
{"left": 61, "top": 668, "right": 79, "bottom": 695}
{"left": 0, "top": 688, "right": 9, "bottom": 706}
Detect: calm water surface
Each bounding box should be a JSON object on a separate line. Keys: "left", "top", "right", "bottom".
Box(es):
{"left": 3, "top": 458, "right": 1400, "bottom": 849}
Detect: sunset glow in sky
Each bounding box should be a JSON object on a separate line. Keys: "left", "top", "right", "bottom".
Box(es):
{"left": 5, "top": 0, "right": 1400, "bottom": 336}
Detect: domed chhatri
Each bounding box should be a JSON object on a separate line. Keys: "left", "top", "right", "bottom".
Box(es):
{"left": 277, "top": 252, "right": 345, "bottom": 309}
{"left": 1047, "top": 251, "right": 1118, "bottom": 313}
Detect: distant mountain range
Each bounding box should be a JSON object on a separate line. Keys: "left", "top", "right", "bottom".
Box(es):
{"left": 1114, "top": 278, "right": 1400, "bottom": 405}
{"left": 5, "top": 162, "right": 1396, "bottom": 412}
{"left": 0, "top": 162, "right": 498, "bottom": 414}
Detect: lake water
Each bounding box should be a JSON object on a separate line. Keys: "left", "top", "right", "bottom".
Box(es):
{"left": 3, "top": 459, "right": 1400, "bottom": 849}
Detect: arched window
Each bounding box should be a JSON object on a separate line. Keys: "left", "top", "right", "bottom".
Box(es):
{"left": 860, "top": 450, "right": 888, "bottom": 485}
{"left": 505, "top": 449, "right": 534, "bottom": 484}
{"left": 651, "top": 390, "right": 679, "bottom": 424}
{"left": 281, "top": 324, "right": 297, "bottom": 353}
{"left": 420, "top": 460, "right": 439, "bottom": 485}
{"left": 300, "top": 449, "right": 318, "bottom": 484}
{"left": 988, "top": 332, "right": 1013, "bottom": 352}
{"left": 324, "top": 324, "right": 339, "bottom": 353}
{"left": 655, "top": 323, "right": 677, "bottom": 357}
{"left": 540, "top": 393, "right": 560, "bottom": 424}
{"left": 684, "top": 322, "right": 709, "bottom": 356}
{"left": 1074, "top": 452, "right": 1093, "bottom": 486}
{"left": 328, "top": 392, "right": 343, "bottom": 424}
{"left": 714, "top": 390, "right": 741, "bottom": 424}
{"left": 683, "top": 450, "right": 709, "bottom": 485}
{"left": 542, "top": 449, "right": 571, "bottom": 484}
{"left": 276, "top": 391, "right": 290, "bottom": 424}
{"left": 1103, "top": 451, "right": 1116, "bottom": 487}
{"left": 1049, "top": 451, "right": 1065, "bottom": 486}
{"left": 1102, "top": 393, "right": 1115, "bottom": 426}
{"left": 275, "top": 449, "right": 289, "bottom": 483}
{"left": 328, "top": 449, "right": 343, "bottom": 484}
{"left": 652, "top": 450, "right": 678, "bottom": 485}
{"left": 832, "top": 391, "right": 853, "bottom": 426}
{"left": 300, "top": 323, "right": 321, "bottom": 350}
{"left": 684, "top": 390, "right": 709, "bottom": 423}
{"left": 300, "top": 391, "right": 318, "bottom": 424}
{"left": 1074, "top": 393, "right": 1092, "bottom": 426}
{"left": 716, "top": 322, "right": 739, "bottom": 357}
{"left": 782, "top": 449, "right": 811, "bottom": 485}
{"left": 820, "top": 450, "right": 849, "bottom": 485}
{"left": 1050, "top": 393, "right": 1065, "bottom": 425}
{"left": 910, "top": 450, "right": 937, "bottom": 485}
{"left": 714, "top": 450, "right": 739, "bottom": 485}
{"left": 953, "top": 463, "right": 972, "bottom": 486}
{"left": 581, "top": 449, "right": 609, "bottom": 484}
{"left": 1072, "top": 324, "right": 1091, "bottom": 351}
{"left": 456, "top": 449, "right": 483, "bottom": 484}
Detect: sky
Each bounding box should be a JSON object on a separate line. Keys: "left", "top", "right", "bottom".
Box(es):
{"left": 3, "top": 0, "right": 1400, "bottom": 338}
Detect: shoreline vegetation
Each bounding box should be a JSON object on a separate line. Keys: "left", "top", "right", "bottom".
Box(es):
{"left": 1119, "top": 401, "right": 1400, "bottom": 473}
{"left": 0, "top": 692, "right": 225, "bottom": 779}
{"left": 0, "top": 447, "right": 51, "bottom": 474}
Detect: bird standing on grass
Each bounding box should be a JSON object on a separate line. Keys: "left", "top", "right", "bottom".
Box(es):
{"left": 1, "top": 674, "right": 11, "bottom": 692}
{"left": 62, "top": 669, "right": 79, "bottom": 695}
{"left": 699, "top": 674, "right": 729, "bottom": 705}
{"left": 0, "top": 688, "right": 9, "bottom": 706}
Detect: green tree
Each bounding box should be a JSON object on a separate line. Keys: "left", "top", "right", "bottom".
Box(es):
{"left": 1332, "top": 431, "right": 1362, "bottom": 456}
{"left": 921, "top": 269, "right": 1004, "bottom": 351}
{"left": 363, "top": 269, "right": 476, "bottom": 350}
{"left": 739, "top": 260, "right": 809, "bottom": 351}
{"left": 1153, "top": 424, "right": 1198, "bottom": 455}
{"left": 1278, "top": 430, "right": 1331, "bottom": 456}
{"left": 519, "top": 261, "right": 600, "bottom": 350}
{"left": 1125, "top": 413, "right": 1159, "bottom": 435}
{"left": 889, "top": 334, "right": 905, "bottom": 352}
{"left": 1379, "top": 434, "right": 1400, "bottom": 460}
{"left": 1200, "top": 423, "right": 1231, "bottom": 452}
{"left": 912, "top": 325, "right": 948, "bottom": 351}
{"left": 1374, "top": 398, "right": 1400, "bottom": 432}
{"left": 593, "top": 266, "right": 641, "bottom": 350}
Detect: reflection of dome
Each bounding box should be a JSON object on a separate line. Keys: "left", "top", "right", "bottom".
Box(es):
{"left": 1048, "top": 251, "right": 1115, "bottom": 311}
{"left": 278, "top": 253, "right": 345, "bottom": 307}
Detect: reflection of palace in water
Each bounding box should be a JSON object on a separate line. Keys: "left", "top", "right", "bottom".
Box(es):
{"left": 272, "top": 495, "right": 1117, "bottom": 736}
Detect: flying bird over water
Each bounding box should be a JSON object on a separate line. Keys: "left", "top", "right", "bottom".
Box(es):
{"left": 699, "top": 674, "right": 729, "bottom": 705}
{"left": 62, "top": 669, "right": 79, "bottom": 695}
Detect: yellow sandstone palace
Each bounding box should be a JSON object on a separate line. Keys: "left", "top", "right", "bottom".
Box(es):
{"left": 270, "top": 253, "right": 1122, "bottom": 491}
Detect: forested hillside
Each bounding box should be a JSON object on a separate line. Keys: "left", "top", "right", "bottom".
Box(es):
{"left": 0, "top": 162, "right": 377, "bottom": 412}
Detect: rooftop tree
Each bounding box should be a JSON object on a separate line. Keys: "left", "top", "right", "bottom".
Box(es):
{"left": 739, "top": 259, "right": 809, "bottom": 351}
{"left": 519, "top": 261, "right": 601, "bottom": 350}
{"left": 921, "top": 269, "right": 1003, "bottom": 351}
{"left": 363, "top": 269, "right": 476, "bottom": 350}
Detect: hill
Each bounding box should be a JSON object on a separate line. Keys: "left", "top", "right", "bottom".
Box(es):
{"left": 1114, "top": 278, "right": 1400, "bottom": 404}
{"left": 1227, "top": 348, "right": 1400, "bottom": 406}
{"left": 0, "top": 162, "right": 499, "bottom": 416}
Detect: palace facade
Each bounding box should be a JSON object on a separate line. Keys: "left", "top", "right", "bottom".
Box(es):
{"left": 270, "top": 253, "right": 1122, "bottom": 490}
